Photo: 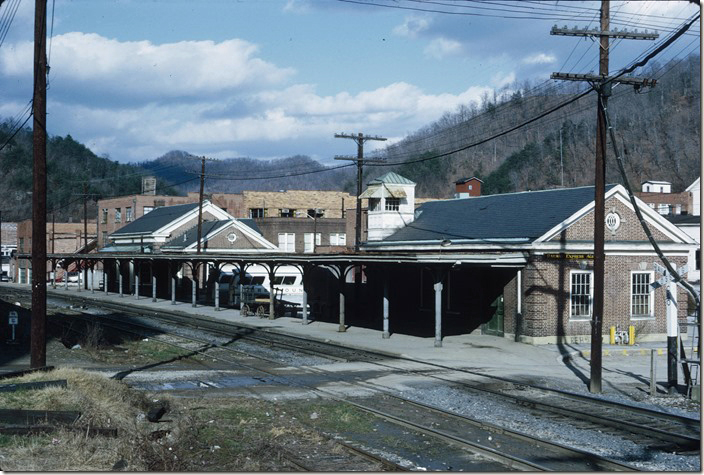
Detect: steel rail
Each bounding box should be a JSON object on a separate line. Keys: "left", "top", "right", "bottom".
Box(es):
{"left": 75, "top": 291, "right": 698, "bottom": 447}
{"left": 54, "top": 308, "right": 639, "bottom": 471}
{"left": 3, "top": 288, "right": 697, "bottom": 467}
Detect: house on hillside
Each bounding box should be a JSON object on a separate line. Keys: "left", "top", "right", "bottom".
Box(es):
{"left": 360, "top": 175, "right": 696, "bottom": 345}
{"left": 454, "top": 177, "right": 483, "bottom": 198}
{"left": 636, "top": 180, "right": 690, "bottom": 216}
{"left": 668, "top": 177, "right": 701, "bottom": 285}
{"left": 686, "top": 177, "right": 700, "bottom": 216}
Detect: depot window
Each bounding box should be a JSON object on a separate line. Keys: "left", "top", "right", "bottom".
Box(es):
{"left": 631, "top": 271, "right": 654, "bottom": 319}
{"left": 569, "top": 271, "right": 592, "bottom": 320}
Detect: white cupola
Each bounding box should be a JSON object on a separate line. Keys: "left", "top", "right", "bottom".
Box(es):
{"left": 360, "top": 172, "right": 416, "bottom": 241}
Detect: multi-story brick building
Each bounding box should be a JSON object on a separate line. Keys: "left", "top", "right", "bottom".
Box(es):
{"left": 96, "top": 178, "right": 356, "bottom": 252}
{"left": 15, "top": 219, "right": 97, "bottom": 284}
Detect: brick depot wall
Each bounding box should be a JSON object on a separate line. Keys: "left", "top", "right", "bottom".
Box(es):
{"left": 550, "top": 196, "right": 671, "bottom": 243}
{"left": 502, "top": 273, "right": 519, "bottom": 339}
{"left": 202, "top": 224, "right": 265, "bottom": 251}
{"left": 519, "top": 254, "right": 689, "bottom": 344}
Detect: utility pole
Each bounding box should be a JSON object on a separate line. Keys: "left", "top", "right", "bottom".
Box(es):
{"left": 551, "top": 0, "right": 657, "bottom": 393}
{"left": 194, "top": 155, "right": 217, "bottom": 254}
{"left": 31, "top": 0, "right": 48, "bottom": 369}
{"left": 83, "top": 182, "right": 88, "bottom": 289}
{"left": 334, "top": 132, "right": 386, "bottom": 251}
{"left": 72, "top": 183, "right": 92, "bottom": 288}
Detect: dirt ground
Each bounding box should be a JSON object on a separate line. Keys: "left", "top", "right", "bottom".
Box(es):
{"left": 0, "top": 312, "right": 404, "bottom": 471}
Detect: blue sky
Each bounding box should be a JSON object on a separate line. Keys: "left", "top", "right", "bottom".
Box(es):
{"left": 0, "top": 0, "right": 699, "bottom": 164}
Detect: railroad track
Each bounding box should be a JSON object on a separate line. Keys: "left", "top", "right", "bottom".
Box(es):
{"left": 3, "top": 288, "right": 699, "bottom": 470}
{"left": 57, "top": 292, "right": 699, "bottom": 452}
{"left": 45, "top": 308, "right": 639, "bottom": 470}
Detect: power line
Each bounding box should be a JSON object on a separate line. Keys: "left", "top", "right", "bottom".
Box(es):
{"left": 0, "top": 0, "right": 21, "bottom": 49}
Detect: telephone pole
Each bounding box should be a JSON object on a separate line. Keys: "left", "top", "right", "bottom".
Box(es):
{"left": 334, "top": 132, "right": 386, "bottom": 251}
{"left": 72, "top": 183, "right": 92, "bottom": 287}
{"left": 191, "top": 155, "right": 217, "bottom": 254}
{"left": 551, "top": 0, "right": 657, "bottom": 393}
{"left": 31, "top": 0, "right": 48, "bottom": 368}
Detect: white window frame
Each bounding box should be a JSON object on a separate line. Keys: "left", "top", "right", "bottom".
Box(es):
{"left": 278, "top": 233, "right": 295, "bottom": 252}
{"left": 385, "top": 198, "right": 400, "bottom": 211}
{"left": 330, "top": 233, "right": 346, "bottom": 246}
{"left": 569, "top": 270, "right": 593, "bottom": 320}
{"left": 125, "top": 206, "right": 133, "bottom": 222}
{"left": 303, "top": 233, "right": 321, "bottom": 253}
{"left": 630, "top": 271, "right": 655, "bottom": 319}
{"left": 143, "top": 206, "right": 154, "bottom": 215}
{"left": 114, "top": 208, "right": 122, "bottom": 223}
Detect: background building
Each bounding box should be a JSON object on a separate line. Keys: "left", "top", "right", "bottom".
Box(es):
{"left": 15, "top": 219, "right": 97, "bottom": 284}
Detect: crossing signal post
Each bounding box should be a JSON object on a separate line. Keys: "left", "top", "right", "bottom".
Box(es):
{"left": 550, "top": 0, "right": 658, "bottom": 393}
{"left": 651, "top": 263, "right": 690, "bottom": 392}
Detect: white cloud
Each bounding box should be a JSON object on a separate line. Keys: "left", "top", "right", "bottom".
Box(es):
{"left": 491, "top": 72, "right": 516, "bottom": 89}
{"left": 423, "top": 37, "right": 463, "bottom": 60}
{"left": 522, "top": 53, "right": 556, "bottom": 65}
{"left": 393, "top": 16, "right": 430, "bottom": 38}
{"left": 283, "top": 0, "right": 312, "bottom": 13}
{"left": 1, "top": 33, "right": 295, "bottom": 103}
{"left": 1, "top": 31, "right": 496, "bottom": 163}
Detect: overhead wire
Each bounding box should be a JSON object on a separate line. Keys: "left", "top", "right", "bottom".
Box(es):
{"left": 0, "top": 0, "right": 20, "bottom": 49}
{"left": 600, "top": 93, "right": 700, "bottom": 306}
{"left": 366, "top": 8, "right": 700, "bottom": 169}
{"left": 337, "top": 0, "right": 699, "bottom": 36}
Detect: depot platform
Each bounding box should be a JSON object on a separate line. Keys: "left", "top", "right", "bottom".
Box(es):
{"left": 3, "top": 283, "right": 696, "bottom": 396}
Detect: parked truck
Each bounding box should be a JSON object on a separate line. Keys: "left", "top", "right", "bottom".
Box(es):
{"left": 212, "top": 269, "right": 269, "bottom": 308}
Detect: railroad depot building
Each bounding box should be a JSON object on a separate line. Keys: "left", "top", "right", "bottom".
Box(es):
{"left": 360, "top": 176, "right": 697, "bottom": 344}
{"left": 14, "top": 173, "right": 698, "bottom": 347}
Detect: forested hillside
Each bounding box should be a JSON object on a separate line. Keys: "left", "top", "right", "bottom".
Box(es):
{"left": 0, "top": 55, "right": 698, "bottom": 223}
{"left": 139, "top": 151, "right": 356, "bottom": 195}
{"left": 379, "top": 54, "right": 700, "bottom": 197}
{"left": 0, "top": 127, "right": 177, "bottom": 222}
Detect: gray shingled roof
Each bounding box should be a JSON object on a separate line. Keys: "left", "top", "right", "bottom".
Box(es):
{"left": 162, "top": 220, "right": 229, "bottom": 249}
{"left": 111, "top": 202, "right": 200, "bottom": 235}
{"left": 382, "top": 185, "right": 616, "bottom": 243}
{"left": 238, "top": 218, "right": 262, "bottom": 235}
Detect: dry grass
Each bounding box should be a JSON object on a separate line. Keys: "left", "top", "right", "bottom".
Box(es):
{"left": 0, "top": 370, "right": 383, "bottom": 471}
{"left": 0, "top": 367, "right": 198, "bottom": 471}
